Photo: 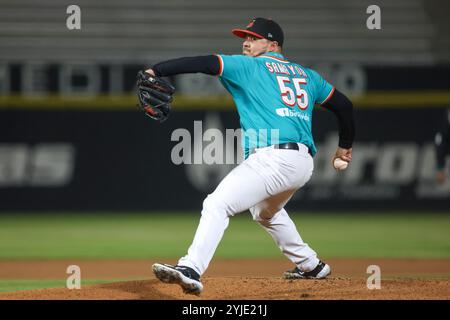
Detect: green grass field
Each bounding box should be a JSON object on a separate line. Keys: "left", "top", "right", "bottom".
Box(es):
{"left": 0, "top": 212, "right": 449, "bottom": 260}
{"left": 0, "top": 280, "right": 112, "bottom": 293}
{"left": 1, "top": 212, "right": 449, "bottom": 293}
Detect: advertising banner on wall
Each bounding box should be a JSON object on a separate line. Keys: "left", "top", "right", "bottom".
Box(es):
{"left": 0, "top": 107, "right": 449, "bottom": 211}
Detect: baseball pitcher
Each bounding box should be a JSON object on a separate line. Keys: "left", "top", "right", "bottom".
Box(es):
{"left": 138, "top": 18, "right": 355, "bottom": 295}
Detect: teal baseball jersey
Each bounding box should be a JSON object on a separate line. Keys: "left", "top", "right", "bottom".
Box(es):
{"left": 216, "top": 52, "right": 334, "bottom": 158}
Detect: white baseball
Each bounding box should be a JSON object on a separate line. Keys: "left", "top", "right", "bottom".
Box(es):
{"left": 333, "top": 157, "right": 349, "bottom": 171}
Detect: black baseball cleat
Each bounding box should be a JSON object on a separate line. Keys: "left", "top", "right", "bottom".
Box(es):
{"left": 283, "top": 260, "right": 331, "bottom": 279}
{"left": 152, "top": 263, "right": 203, "bottom": 295}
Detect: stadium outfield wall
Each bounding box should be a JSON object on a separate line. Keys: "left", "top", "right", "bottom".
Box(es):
{"left": 0, "top": 107, "right": 449, "bottom": 212}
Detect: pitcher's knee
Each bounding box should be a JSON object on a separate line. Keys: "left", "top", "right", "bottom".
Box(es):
{"left": 201, "top": 194, "right": 232, "bottom": 220}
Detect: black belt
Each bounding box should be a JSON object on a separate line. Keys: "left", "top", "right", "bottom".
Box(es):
{"left": 252, "top": 143, "right": 312, "bottom": 156}
{"left": 274, "top": 142, "right": 300, "bottom": 151}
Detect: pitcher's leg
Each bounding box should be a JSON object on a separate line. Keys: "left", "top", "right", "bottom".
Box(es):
{"left": 249, "top": 190, "right": 319, "bottom": 272}
{"left": 178, "top": 161, "right": 271, "bottom": 275}
{"left": 254, "top": 206, "right": 319, "bottom": 271}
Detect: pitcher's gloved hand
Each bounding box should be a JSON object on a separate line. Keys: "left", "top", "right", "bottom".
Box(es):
{"left": 136, "top": 70, "right": 175, "bottom": 123}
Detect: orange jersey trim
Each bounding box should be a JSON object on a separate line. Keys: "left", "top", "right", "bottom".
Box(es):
{"left": 320, "top": 87, "right": 335, "bottom": 105}
{"left": 215, "top": 54, "right": 224, "bottom": 76}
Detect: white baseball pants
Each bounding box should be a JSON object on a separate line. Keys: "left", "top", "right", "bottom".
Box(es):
{"left": 178, "top": 143, "right": 320, "bottom": 275}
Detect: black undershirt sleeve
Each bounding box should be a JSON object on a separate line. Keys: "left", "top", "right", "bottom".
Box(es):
{"left": 152, "top": 57, "right": 355, "bottom": 149}
{"left": 321, "top": 89, "right": 355, "bottom": 149}
{"left": 152, "top": 55, "right": 221, "bottom": 77}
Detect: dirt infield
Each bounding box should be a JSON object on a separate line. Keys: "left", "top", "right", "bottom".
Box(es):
{"left": 0, "top": 259, "right": 449, "bottom": 300}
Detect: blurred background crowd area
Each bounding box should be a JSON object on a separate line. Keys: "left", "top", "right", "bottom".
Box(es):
{"left": 1, "top": 0, "right": 449, "bottom": 64}
{"left": 0, "top": 0, "right": 449, "bottom": 100}
{"left": 0, "top": 0, "right": 449, "bottom": 212}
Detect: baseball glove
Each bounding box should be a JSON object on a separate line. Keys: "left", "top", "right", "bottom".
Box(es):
{"left": 136, "top": 70, "right": 175, "bottom": 123}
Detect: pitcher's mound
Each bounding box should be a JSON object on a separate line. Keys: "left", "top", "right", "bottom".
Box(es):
{"left": 1, "top": 277, "right": 448, "bottom": 300}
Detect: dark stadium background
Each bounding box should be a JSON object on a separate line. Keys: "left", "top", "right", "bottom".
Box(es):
{"left": 0, "top": 0, "right": 449, "bottom": 298}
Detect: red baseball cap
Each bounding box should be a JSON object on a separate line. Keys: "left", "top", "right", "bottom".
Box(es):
{"left": 232, "top": 17, "right": 284, "bottom": 47}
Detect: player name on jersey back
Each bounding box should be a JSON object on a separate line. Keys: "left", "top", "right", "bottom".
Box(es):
{"left": 262, "top": 59, "right": 308, "bottom": 78}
